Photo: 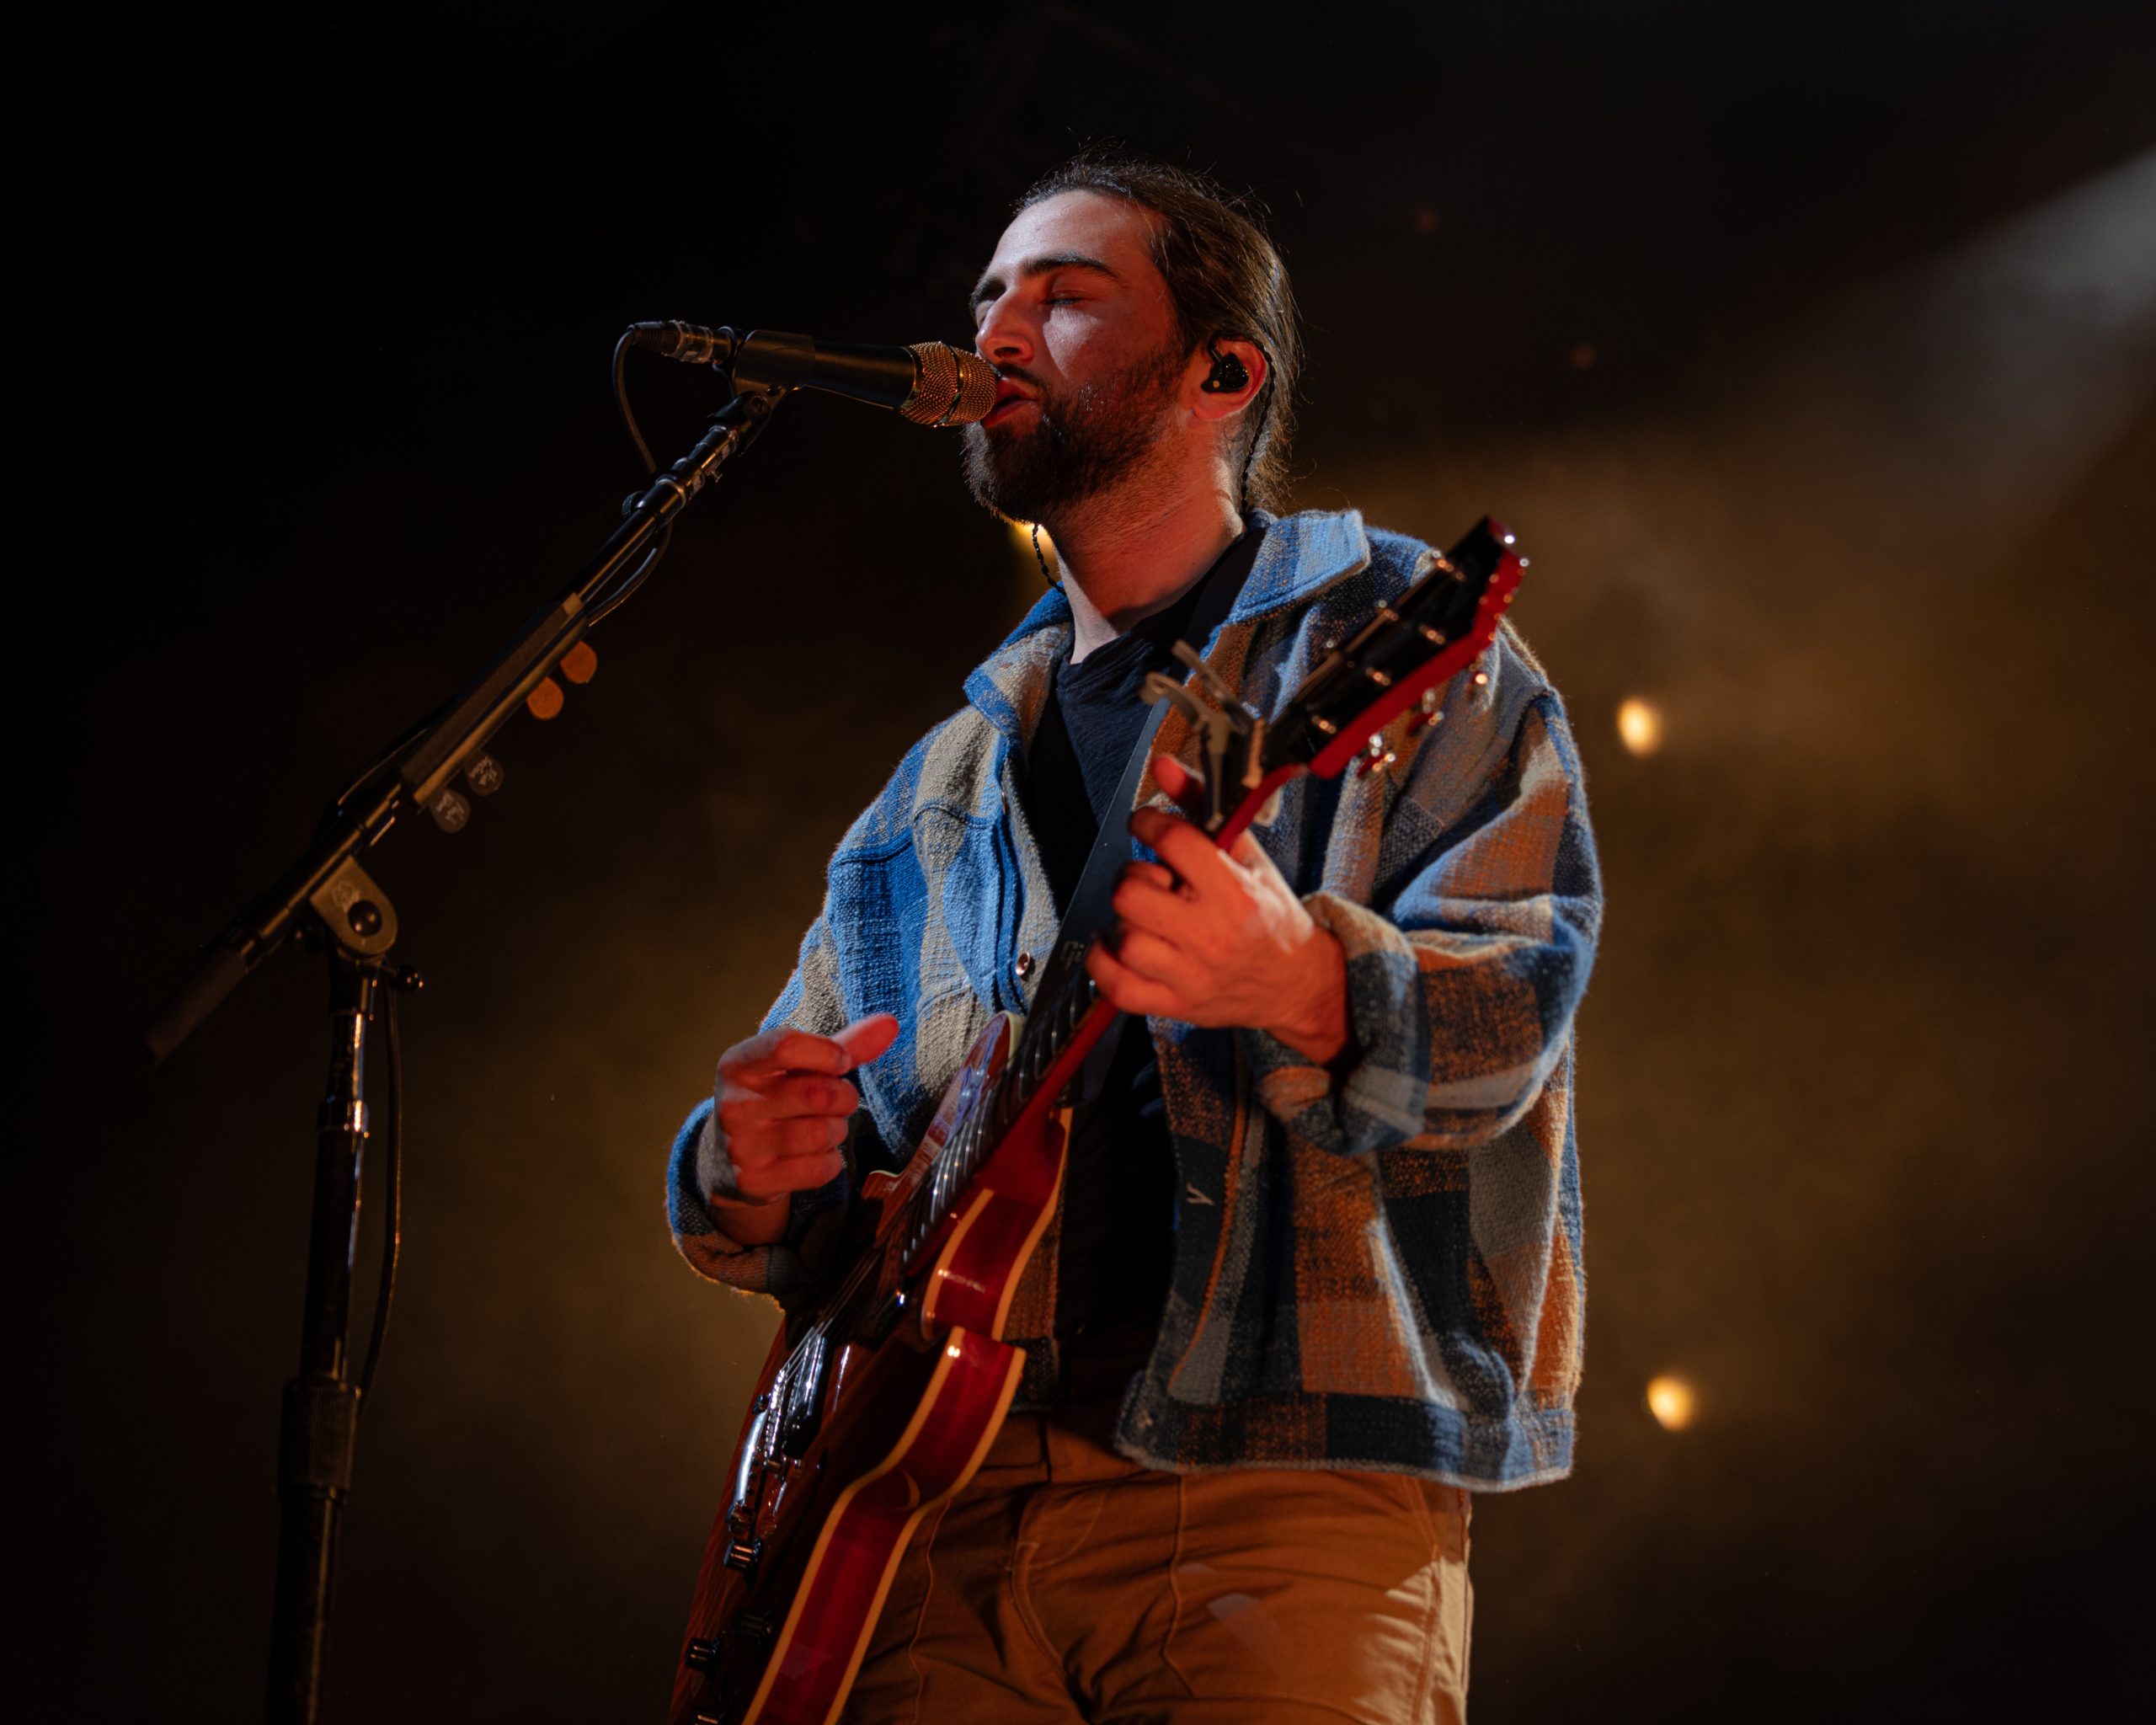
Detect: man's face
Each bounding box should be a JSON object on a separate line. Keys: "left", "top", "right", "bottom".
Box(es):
{"left": 963, "top": 190, "right": 1191, "bottom": 523}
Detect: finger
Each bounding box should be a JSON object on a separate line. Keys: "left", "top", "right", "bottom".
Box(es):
{"left": 767, "top": 1114, "right": 851, "bottom": 1158}
{"left": 1086, "top": 941, "right": 1185, "bottom": 1020}
{"left": 1111, "top": 870, "right": 1195, "bottom": 937}
{"left": 726, "top": 1023, "right": 856, "bottom": 1087}
{"left": 726, "top": 1014, "right": 898, "bottom": 1087}
{"left": 1129, "top": 809, "right": 1234, "bottom": 895}
{"left": 1149, "top": 753, "right": 1210, "bottom": 817}
{"left": 728, "top": 1113, "right": 848, "bottom": 1167}
{"left": 1108, "top": 927, "right": 1210, "bottom": 997}
{"left": 733, "top": 1148, "right": 846, "bottom": 1200}
{"left": 1224, "top": 828, "right": 1282, "bottom": 879}
{"left": 721, "top": 1071, "right": 860, "bottom": 1123}
{"left": 833, "top": 1012, "right": 900, "bottom": 1068}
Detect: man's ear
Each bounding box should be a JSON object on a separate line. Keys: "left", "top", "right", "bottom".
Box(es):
{"left": 1189, "top": 338, "right": 1267, "bottom": 424}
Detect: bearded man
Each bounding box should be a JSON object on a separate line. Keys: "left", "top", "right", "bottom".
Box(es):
{"left": 666, "top": 152, "right": 1602, "bottom": 1724}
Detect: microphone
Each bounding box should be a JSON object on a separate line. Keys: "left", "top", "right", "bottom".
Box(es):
{"left": 627, "top": 323, "right": 997, "bottom": 426}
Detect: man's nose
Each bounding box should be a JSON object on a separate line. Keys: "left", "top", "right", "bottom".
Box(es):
{"left": 974, "top": 297, "right": 1033, "bottom": 366}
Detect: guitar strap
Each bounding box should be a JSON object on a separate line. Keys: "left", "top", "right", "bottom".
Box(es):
{"left": 1028, "top": 526, "right": 1263, "bottom": 1101}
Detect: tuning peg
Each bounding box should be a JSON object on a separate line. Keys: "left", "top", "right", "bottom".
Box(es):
{"left": 526, "top": 676, "right": 564, "bottom": 720}
{"left": 1405, "top": 687, "right": 1446, "bottom": 735}
{"left": 1353, "top": 733, "right": 1397, "bottom": 777}
{"left": 562, "top": 642, "right": 597, "bottom": 685}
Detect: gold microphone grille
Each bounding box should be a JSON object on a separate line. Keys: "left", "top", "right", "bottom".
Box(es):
{"left": 904, "top": 343, "right": 999, "bottom": 426}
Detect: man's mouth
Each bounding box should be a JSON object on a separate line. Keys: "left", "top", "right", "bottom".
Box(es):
{"left": 982, "top": 378, "right": 1039, "bottom": 430}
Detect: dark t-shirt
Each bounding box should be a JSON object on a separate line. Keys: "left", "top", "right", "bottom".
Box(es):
{"left": 1017, "top": 531, "right": 1261, "bottom": 1358}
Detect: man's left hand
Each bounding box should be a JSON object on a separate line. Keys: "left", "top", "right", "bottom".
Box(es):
{"left": 1085, "top": 754, "right": 1353, "bottom": 1066}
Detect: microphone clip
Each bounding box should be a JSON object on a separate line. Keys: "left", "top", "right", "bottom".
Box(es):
{"left": 626, "top": 320, "right": 740, "bottom": 366}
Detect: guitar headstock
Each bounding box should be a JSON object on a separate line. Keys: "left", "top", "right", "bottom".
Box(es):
{"left": 1148, "top": 517, "right": 1526, "bottom": 836}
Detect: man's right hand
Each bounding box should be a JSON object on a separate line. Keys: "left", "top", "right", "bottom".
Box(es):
{"left": 703, "top": 1014, "right": 900, "bottom": 1245}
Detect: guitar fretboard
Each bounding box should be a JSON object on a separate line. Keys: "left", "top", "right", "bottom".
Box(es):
{"left": 897, "top": 961, "right": 1107, "bottom": 1270}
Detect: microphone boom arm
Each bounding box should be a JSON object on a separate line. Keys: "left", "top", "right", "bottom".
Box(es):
{"left": 143, "top": 380, "right": 785, "bottom": 1062}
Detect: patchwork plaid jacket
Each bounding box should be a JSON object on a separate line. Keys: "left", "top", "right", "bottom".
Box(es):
{"left": 668, "top": 509, "right": 1601, "bottom": 1488}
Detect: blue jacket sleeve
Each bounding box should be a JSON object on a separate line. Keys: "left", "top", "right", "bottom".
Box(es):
{"left": 1241, "top": 683, "right": 1601, "bottom": 1156}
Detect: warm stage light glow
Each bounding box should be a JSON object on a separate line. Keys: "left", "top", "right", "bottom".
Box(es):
{"left": 1646, "top": 1374, "right": 1697, "bottom": 1430}
{"left": 1008, "top": 519, "right": 1058, "bottom": 576}
{"left": 1617, "top": 697, "right": 1665, "bottom": 756}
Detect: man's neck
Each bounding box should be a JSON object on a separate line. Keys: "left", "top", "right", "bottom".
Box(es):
{"left": 1051, "top": 483, "right": 1244, "bottom": 664}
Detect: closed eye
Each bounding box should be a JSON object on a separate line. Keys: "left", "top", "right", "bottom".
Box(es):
{"left": 967, "top": 252, "right": 1123, "bottom": 322}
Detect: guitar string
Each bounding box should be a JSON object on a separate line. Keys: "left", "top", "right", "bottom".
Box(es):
{"left": 787, "top": 962, "right": 1099, "bottom": 1385}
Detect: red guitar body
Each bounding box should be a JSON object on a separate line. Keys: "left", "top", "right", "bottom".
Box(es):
{"left": 669, "top": 517, "right": 1525, "bottom": 1725}
{"left": 670, "top": 1012, "right": 1105, "bottom": 1725}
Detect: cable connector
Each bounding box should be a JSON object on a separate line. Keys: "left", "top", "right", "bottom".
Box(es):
{"left": 626, "top": 321, "right": 739, "bottom": 366}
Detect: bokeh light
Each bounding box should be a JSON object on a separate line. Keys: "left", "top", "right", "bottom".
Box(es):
{"left": 1646, "top": 1374, "right": 1698, "bottom": 1430}
{"left": 1617, "top": 696, "right": 1665, "bottom": 756}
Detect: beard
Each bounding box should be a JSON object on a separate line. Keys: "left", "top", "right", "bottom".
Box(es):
{"left": 962, "top": 340, "right": 1186, "bottom": 525}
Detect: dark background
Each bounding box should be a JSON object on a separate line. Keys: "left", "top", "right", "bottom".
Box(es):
{"left": 25, "top": 2, "right": 2155, "bottom": 1717}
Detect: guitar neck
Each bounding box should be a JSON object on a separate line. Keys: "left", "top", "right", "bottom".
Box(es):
{"left": 890, "top": 781, "right": 1260, "bottom": 1275}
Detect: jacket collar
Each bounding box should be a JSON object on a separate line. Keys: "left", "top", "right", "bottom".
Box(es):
{"left": 963, "top": 508, "right": 1374, "bottom": 741}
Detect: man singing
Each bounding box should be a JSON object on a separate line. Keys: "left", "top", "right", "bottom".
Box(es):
{"left": 667, "top": 151, "right": 1601, "bottom": 1723}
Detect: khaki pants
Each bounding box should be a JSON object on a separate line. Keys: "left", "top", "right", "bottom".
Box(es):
{"left": 841, "top": 1397, "right": 1473, "bottom": 1724}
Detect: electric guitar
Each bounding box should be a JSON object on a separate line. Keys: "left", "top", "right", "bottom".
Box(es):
{"left": 670, "top": 517, "right": 1527, "bottom": 1725}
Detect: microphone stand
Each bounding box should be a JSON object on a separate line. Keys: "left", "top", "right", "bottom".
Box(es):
{"left": 143, "top": 381, "right": 787, "bottom": 1725}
